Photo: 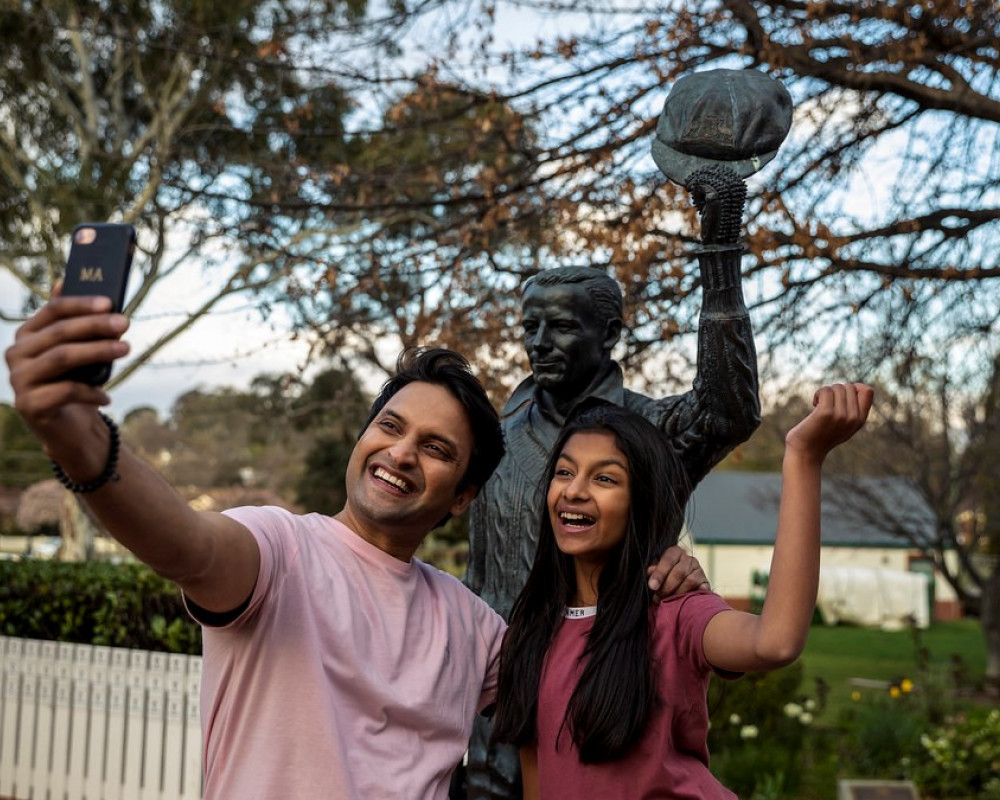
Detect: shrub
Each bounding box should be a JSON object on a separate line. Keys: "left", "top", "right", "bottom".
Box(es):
{"left": 837, "top": 688, "right": 925, "bottom": 778}
{"left": 911, "top": 708, "right": 1000, "bottom": 800}
{"left": 708, "top": 662, "right": 830, "bottom": 798}
{"left": 0, "top": 559, "right": 200, "bottom": 654}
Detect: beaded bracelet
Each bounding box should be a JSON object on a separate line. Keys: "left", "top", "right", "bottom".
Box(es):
{"left": 51, "top": 412, "right": 121, "bottom": 493}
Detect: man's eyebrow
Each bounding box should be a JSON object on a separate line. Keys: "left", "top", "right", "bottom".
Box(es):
{"left": 428, "top": 430, "right": 462, "bottom": 456}
{"left": 383, "top": 408, "right": 461, "bottom": 455}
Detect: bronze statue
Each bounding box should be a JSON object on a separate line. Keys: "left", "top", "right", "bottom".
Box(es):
{"left": 462, "top": 68, "right": 792, "bottom": 800}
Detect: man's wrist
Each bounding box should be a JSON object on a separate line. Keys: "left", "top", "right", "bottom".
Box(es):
{"left": 51, "top": 412, "right": 121, "bottom": 493}
{"left": 697, "top": 247, "right": 747, "bottom": 315}
{"left": 42, "top": 410, "right": 118, "bottom": 486}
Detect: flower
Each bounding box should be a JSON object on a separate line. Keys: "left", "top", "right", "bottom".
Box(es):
{"left": 900, "top": 678, "right": 914, "bottom": 693}
{"left": 799, "top": 712, "right": 813, "bottom": 725}
{"left": 740, "top": 725, "right": 759, "bottom": 740}
{"left": 804, "top": 699, "right": 816, "bottom": 711}
{"left": 890, "top": 686, "right": 901, "bottom": 699}
{"left": 783, "top": 702, "right": 803, "bottom": 718}
{"left": 851, "top": 691, "right": 862, "bottom": 702}
{"left": 729, "top": 714, "right": 741, "bottom": 726}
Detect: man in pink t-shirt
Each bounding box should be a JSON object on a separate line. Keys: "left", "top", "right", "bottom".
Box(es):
{"left": 8, "top": 297, "right": 706, "bottom": 798}
{"left": 194, "top": 505, "right": 506, "bottom": 798}
{"left": 10, "top": 333, "right": 510, "bottom": 798}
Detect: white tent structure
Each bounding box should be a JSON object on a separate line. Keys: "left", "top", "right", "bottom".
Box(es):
{"left": 816, "top": 565, "right": 930, "bottom": 630}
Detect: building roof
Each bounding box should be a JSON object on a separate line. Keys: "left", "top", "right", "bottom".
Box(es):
{"left": 687, "top": 472, "right": 937, "bottom": 548}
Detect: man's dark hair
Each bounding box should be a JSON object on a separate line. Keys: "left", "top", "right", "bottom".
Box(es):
{"left": 491, "top": 402, "right": 692, "bottom": 763}
{"left": 524, "top": 266, "right": 624, "bottom": 332}
{"left": 361, "top": 347, "right": 504, "bottom": 499}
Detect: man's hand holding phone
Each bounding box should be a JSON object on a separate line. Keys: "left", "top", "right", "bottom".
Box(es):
{"left": 5, "top": 223, "right": 134, "bottom": 449}
{"left": 58, "top": 223, "right": 135, "bottom": 385}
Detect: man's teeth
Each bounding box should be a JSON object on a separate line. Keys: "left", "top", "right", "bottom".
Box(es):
{"left": 374, "top": 467, "right": 411, "bottom": 493}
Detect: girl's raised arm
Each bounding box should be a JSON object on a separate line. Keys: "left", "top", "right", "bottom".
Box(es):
{"left": 702, "top": 383, "right": 874, "bottom": 673}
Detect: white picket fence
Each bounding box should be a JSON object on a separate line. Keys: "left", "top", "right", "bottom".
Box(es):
{"left": 0, "top": 637, "right": 203, "bottom": 800}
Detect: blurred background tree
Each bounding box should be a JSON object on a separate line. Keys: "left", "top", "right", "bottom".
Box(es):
{"left": 0, "top": 0, "right": 383, "bottom": 382}
{"left": 0, "top": 405, "right": 50, "bottom": 489}
{"left": 819, "top": 335, "right": 1000, "bottom": 693}
{"left": 118, "top": 363, "right": 371, "bottom": 506}
{"left": 4, "top": 1, "right": 996, "bottom": 400}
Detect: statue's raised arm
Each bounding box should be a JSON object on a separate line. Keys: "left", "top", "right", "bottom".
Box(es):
{"left": 646, "top": 68, "right": 793, "bottom": 485}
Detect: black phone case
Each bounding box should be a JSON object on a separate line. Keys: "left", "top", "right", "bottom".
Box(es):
{"left": 61, "top": 223, "right": 136, "bottom": 385}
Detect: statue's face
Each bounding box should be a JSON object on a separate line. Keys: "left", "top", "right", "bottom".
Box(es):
{"left": 521, "top": 282, "right": 613, "bottom": 400}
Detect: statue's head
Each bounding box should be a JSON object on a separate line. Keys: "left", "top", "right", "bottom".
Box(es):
{"left": 520, "top": 267, "right": 623, "bottom": 401}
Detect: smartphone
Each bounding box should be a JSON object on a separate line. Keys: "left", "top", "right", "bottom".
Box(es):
{"left": 60, "top": 222, "right": 136, "bottom": 385}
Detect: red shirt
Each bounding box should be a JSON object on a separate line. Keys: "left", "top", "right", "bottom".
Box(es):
{"left": 536, "top": 593, "right": 737, "bottom": 800}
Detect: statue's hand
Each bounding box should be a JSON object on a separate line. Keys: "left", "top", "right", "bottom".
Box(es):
{"left": 647, "top": 546, "right": 711, "bottom": 601}
{"left": 685, "top": 165, "right": 747, "bottom": 246}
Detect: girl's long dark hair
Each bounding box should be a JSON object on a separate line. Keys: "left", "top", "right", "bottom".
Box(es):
{"left": 492, "top": 403, "right": 692, "bottom": 763}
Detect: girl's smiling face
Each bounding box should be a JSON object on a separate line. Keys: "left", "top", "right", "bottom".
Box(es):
{"left": 547, "top": 431, "right": 631, "bottom": 568}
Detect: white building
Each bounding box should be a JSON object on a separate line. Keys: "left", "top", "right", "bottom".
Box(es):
{"left": 686, "top": 472, "right": 963, "bottom": 623}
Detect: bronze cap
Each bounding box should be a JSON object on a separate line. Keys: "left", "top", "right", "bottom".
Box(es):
{"left": 652, "top": 68, "right": 793, "bottom": 185}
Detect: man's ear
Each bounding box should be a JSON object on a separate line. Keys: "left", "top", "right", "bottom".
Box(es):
{"left": 603, "top": 319, "right": 623, "bottom": 352}
{"left": 450, "top": 484, "right": 478, "bottom": 518}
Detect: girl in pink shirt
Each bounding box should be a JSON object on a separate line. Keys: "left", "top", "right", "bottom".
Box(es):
{"left": 492, "top": 385, "right": 872, "bottom": 799}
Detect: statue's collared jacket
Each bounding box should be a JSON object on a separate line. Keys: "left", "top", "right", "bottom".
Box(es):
{"left": 466, "top": 248, "right": 761, "bottom": 620}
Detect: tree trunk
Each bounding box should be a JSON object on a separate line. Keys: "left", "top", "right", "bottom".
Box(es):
{"left": 58, "top": 494, "right": 97, "bottom": 561}
{"left": 981, "top": 567, "right": 1000, "bottom": 697}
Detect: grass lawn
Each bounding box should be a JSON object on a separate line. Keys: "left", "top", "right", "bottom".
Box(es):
{"left": 797, "top": 620, "right": 987, "bottom": 721}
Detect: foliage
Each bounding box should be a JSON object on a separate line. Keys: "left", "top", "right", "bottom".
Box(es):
{"left": 835, "top": 676, "right": 999, "bottom": 799}
{"left": 296, "top": 432, "right": 356, "bottom": 514}
{"left": 837, "top": 682, "right": 928, "bottom": 780}
{"left": 818, "top": 620, "right": 995, "bottom": 799}
{"left": 120, "top": 364, "right": 371, "bottom": 504}
{"left": 270, "top": 0, "right": 1000, "bottom": 395}
{"left": 414, "top": 517, "right": 472, "bottom": 577}
{"left": 912, "top": 708, "right": 1000, "bottom": 800}
{"left": 0, "top": 0, "right": 388, "bottom": 384}
{"left": 720, "top": 393, "right": 812, "bottom": 473}
{"left": 280, "top": 77, "right": 544, "bottom": 401}
{"left": 0, "top": 403, "right": 49, "bottom": 488}
{"left": 707, "top": 662, "right": 824, "bottom": 798}
{"left": 5, "top": 0, "right": 996, "bottom": 416}
{"left": 0, "top": 559, "right": 200, "bottom": 654}
{"left": 291, "top": 366, "right": 372, "bottom": 512}
{"left": 3, "top": 1, "right": 996, "bottom": 406}
{"left": 705, "top": 623, "right": 992, "bottom": 799}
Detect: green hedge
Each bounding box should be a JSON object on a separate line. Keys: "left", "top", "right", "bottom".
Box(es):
{"left": 0, "top": 560, "right": 201, "bottom": 654}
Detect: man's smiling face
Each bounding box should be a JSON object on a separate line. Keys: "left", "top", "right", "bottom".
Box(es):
{"left": 339, "top": 381, "right": 476, "bottom": 559}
